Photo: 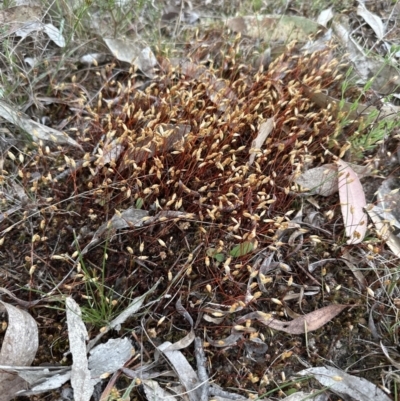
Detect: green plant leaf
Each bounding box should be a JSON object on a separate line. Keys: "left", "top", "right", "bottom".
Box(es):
{"left": 230, "top": 241, "right": 254, "bottom": 258}
{"left": 214, "top": 253, "right": 225, "bottom": 262}
{"left": 206, "top": 248, "right": 225, "bottom": 262}
{"left": 136, "top": 197, "right": 144, "bottom": 209}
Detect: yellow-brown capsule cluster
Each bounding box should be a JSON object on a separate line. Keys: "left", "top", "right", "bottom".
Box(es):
{"left": 86, "top": 45, "right": 340, "bottom": 257}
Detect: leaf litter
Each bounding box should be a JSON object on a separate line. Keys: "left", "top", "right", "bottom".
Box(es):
{"left": 0, "top": 99, "right": 82, "bottom": 149}
{"left": 337, "top": 159, "right": 368, "bottom": 244}
{"left": 0, "top": 301, "right": 38, "bottom": 401}
{"left": 1, "top": 282, "right": 159, "bottom": 399}
{"left": 66, "top": 297, "right": 93, "bottom": 401}
{"left": 297, "top": 366, "right": 392, "bottom": 401}
{"left": 236, "top": 305, "right": 348, "bottom": 335}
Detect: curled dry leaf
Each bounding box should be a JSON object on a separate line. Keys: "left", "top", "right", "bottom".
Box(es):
{"left": 203, "top": 314, "right": 225, "bottom": 324}
{"left": 104, "top": 39, "right": 157, "bottom": 77}
{"left": 0, "top": 99, "right": 82, "bottom": 149}
{"left": 237, "top": 304, "right": 347, "bottom": 334}
{"left": 15, "top": 21, "right": 65, "bottom": 47}
{"left": 162, "top": 330, "right": 195, "bottom": 352}
{"left": 206, "top": 332, "right": 243, "bottom": 347}
{"left": 160, "top": 298, "right": 196, "bottom": 351}
{"left": 380, "top": 341, "right": 400, "bottom": 370}
{"left": 0, "top": 5, "right": 42, "bottom": 35}
{"left": 376, "top": 177, "right": 400, "bottom": 225}
{"left": 0, "top": 301, "right": 38, "bottom": 401}
{"left": 294, "top": 162, "right": 372, "bottom": 197}
{"left": 356, "top": 2, "right": 385, "bottom": 40}
{"left": 142, "top": 379, "right": 177, "bottom": 401}
{"left": 157, "top": 341, "right": 200, "bottom": 401}
{"left": 337, "top": 159, "right": 367, "bottom": 244}
{"left": 80, "top": 207, "right": 149, "bottom": 255}
{"left": 294, "top": 164, "right": 338, "bottom": 196}
{"left": 317, "top": 7, "right": 334, "bottom": 27}
{"left": 94, "top": 138, "right": 125, "bottom": 175}
{"left": 43, "top": 23, "right": 65, "bottom": 47}
{"left": 366, "top": 206, "right": 400, "bottom": 256}
{"left": 332, "top": 15, "right": 400, "bottom": 95}
{"left": 368, "top": 304, "right": 381, "bottom": 340}
{"left": 297, "top": 366, "right": 391, "bottom": 401}
{"left": 18, "top": 371, "right": 71, "bottom": 396}
{"left": 341, "top": 249, "right": 368, "bottom": 289}
{"left": 175, "top": 296, "right": 194, "bottom": 327}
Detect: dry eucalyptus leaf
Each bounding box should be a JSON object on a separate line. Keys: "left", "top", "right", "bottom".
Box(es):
{"left": 294, "top": 164, "right": 338, "bottom": 196}
{"left": 104, "top": 39, "right": 157, "bottom": 77}
{"left": 226, "top": 15, "right": 323, "bottom": 44}
{"left": 337, "top": 159, "right": 367, "bottom": 244}
{"left": 366, "top": 207, "right": 400, "bottom": 256}
{"left": 66, "top": 297, "right": 93, "bottom": 401}
{"left": 281, "top": 392, "right": 328, "bottom": 401}
{"left": 162, "top": 330, "right": 195, "bottom": 352}
{"left": 94, "top": 138, "right": 125, "bottom": 174}
{"left": 376, "top": 177, "right": 400, "bottom": 225}
{"left": 206, "top": 332, "right": 243, "bottom": 347}
{"left": 332, "top": 15, "right": 400, "bottom": 94}
{"left": 237, "top": 305, "right": 347, "bottom": 334}
{"left": 295, "top": 161, "right": 372, "bottom": 197}
{"left": 12, "top": 367, "right": 66, "bottom": 387}
{"left": 158, "top": 341, "right": 200, "bottom": 401}
{"left": 0, "top": 301, "right": 38, "bottom": 401}
{"left": 43, "top": 23, "right": 65, "bottom": 47}
{"left": 249, "top": 117, "right": 274, "bottom": 166}
{"left": 88, "top": 338, "right": 133, "bottom": 383}
{"left": 81, "top": 207, "right": 149, "bottom": 255}
{"left": 357, "top": 2, "right": 385, "bottom": 40}
{"left": 340, "top": 256, "right": 367, "bottom": 290}
{"left": 297, "top": 366, "right": 391, "bottom": 401}
{"left": 194, "top": 337, "right": 209, "bottom": 401}
{"left": 14, "top": 0, "right": 41, "bottom": 5}
{"left": 14, "top": 20, "right": 41, "bottom": 38}
{"left": 0, "top": 100, "right": 82, "bottom": 149}
{"left": 0, "top": 5, "right": 42, "bottom": 35}
{"left": 79, "top": 53, "right": 108, "bottom": 66}
{"left": 203, "top": 314, "right": 225, "bottom": 324}
{"left": 317, "top": 8, "right": 334, "bottom": 27}
{"left": 14, "top": 20, "right": 65, "bottom": 47}
{"left": 142, "top": 379, "right": 177, "bottom": 401}
{"left": 17, "top": 371, "right": 71, "bottom": 396}
{"left": 380, "top": 341, "right": 400, "bottom": 370}
{"left": 209, "top": 386, "right": 251, "bottom": 400}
